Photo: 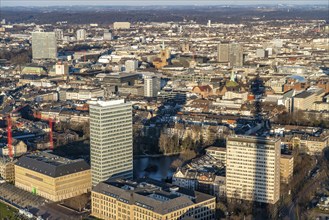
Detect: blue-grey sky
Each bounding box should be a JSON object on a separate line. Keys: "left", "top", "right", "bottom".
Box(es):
{"left": 1, "top": 0, "right": 328, "bottom": 7}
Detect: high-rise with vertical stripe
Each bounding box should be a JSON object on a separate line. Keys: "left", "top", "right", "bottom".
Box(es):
{"left": 89, "top": 99, "right": 133, "bottom": 186}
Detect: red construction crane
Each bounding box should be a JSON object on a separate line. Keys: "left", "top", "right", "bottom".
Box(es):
{"left": 49, "top": 118, "right": 54, "bottom": 150}
{"left": 7, "top": 116, "right": 13, "bottom": 158}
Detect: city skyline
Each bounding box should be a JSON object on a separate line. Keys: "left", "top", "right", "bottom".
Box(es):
{"left": 1, "top": 0, "right": 328, "bottom": 7}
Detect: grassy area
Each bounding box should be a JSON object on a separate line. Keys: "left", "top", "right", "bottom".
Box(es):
{"left": 0, "top": 201, "right": 18, "bottom": 219}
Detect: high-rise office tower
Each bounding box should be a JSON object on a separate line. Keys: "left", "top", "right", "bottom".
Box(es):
{"left": 54, "top": 29, "right": 64, "bottom": 41}
{"left": 76, "top": 29, "right": 87, "bottom": 41}
{"left": 144, "top": 75, "right": 160, "bottom": 98}
{"left": 217, "top": 42, "right": 230, "bottom": 63}
{"left": 226, "top": 135, "right": 281, "bottom": 204}
{"left": 32, "top": 31, "right": 57, "bottom": 59}
{"left": 89, "top": 99, "right": 133, "bottom": 186}
{"left": 217, "top": 42, "right": 243, "bottom": 66}
{"left": 229, "top": 43, "right": 243, "bottom": 67}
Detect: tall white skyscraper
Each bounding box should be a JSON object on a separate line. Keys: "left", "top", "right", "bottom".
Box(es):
{"left": 32, "top": 31, "right": 57, "bottom": 59}
{"left": 89, "top": 99, "right": 133, "bottom": 186}
{"left": 144, "top": 75, "right": 160, "bottom": 98}
{"left": 226, "top": 135, "right": 281, "bottom": 204}
{"left": 76, "top": 29, "right": 87, "bottom": 41}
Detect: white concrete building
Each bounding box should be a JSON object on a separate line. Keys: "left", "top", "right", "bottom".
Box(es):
{"left": 89, "top": 99, "right": 133, "bottom": 186}
{"left": 226, "top": 135, "right": 281, "bottom": 204}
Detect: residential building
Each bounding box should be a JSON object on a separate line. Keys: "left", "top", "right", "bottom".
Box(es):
{"left": 54, "top": 29, "right": 64, "bottom": 41}
{"left": 0, "top": 157, "right": 15, "bottom": 182}
{"left": 32, "top": 31, "right": 57, "bottom": 59}
{"left": 89, "top": 99, "right": 133, "bottom": 186}
{"left": 103, "top": 30, "right": 112, "bottom": 41}
{"left": 125, "top": 60, "right": 138, "bottom": 72}
{"left": 226, "top": 135, "right": 281, "bottom": 204}
{"left": 15, "top": 151, "right": 91, "bottom": 201}
{"left": 206, "top": 146, "right": 227, "bottom": 165}
{"left": 280, "top": 154, "right": 294, "bottom": 184}
{"left": 144, "top": 75, "right": 160, "bottom": 98}
{"left": 76, "top": 29, "right": 87, "bottom": 41}
{"left": 173, "top": 154, "right": 226, "bottom": 198}
{"left": 91, "top": 178, "right": 216, "bottom": 220}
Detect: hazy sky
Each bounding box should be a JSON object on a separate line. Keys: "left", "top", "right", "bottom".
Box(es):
{"left": 1, "top": 0, "right": 328, "bottom": 7}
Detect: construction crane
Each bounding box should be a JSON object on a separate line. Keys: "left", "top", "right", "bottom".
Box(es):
{"left": 7, "top": 115, "right": 13, "bottom": 159}
{"left": 49, "top": 118, "right": 54, "bottom": 150}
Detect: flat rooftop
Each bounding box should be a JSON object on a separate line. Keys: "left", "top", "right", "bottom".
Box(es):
{"left": 93, "top": 178, "right": 214, "bottom": 215}
{"left": 227, "top": 135, "right": 280, "bottom": 144}
{"left": 15, "top": 151, "right": 90, "bottom": 178}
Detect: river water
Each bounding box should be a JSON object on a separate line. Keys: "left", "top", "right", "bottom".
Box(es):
{"left": 133, "top": 155, "right": 179, "bottom": 180}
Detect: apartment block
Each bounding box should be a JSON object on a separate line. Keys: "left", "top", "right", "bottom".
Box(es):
{"left": 226, "top": 135, "right": 281, "bottom": 204}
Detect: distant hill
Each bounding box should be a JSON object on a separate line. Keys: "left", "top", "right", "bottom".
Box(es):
{"left": 1, "top": 6, "right": 328, "bottom": 25}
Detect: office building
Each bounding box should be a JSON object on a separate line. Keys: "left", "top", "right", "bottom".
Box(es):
{"left": 144, "top": 75, "right": 160, "bottom": 98}
{"left": 125, "top": 60, "right": 138, "bottom": 72}
{"left": 76, "top": 29, "right": 87, "bottom": 41}
{"left": 15, "top": 151, "right": 91, "bottom": 202}
{"left": 89, "top": 99, "right": 133, "bottom": 186}
{"left": 103, "top": 30, "right": 112, "bottom": 41}
{"left": 54, "top": 29, "right": 64, "bottom": 41}
{"left": 226, "top": 135, "right": 281, "bottom": 204}
{"left": 91, "top": 178, "right": 216, "bottom": 220}
{"left": 32, "top": 31, "right": 57, "bottom": 59}
{"left": 293, "top": 87, "right": 325, "bottom": 111}
{"left": 217, "top": 42, "right": 243, "bottom": 66}
{"left": 113, "top": 22, "right": 131, "bottom": 30}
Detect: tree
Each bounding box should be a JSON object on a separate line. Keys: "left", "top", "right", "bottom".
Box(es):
{"left": 159, "top": 133, "right": 169, "bottom": 154}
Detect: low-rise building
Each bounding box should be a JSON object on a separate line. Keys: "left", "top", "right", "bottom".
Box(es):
{"left": 0, "top": 157, "right": 15, "bottom": 182}
{"left": 206, "top": 146, "right": 227, "bottom": 165}
{"left": 15, "top": 151, "right": 91, "bottom": 202}
{"left": 173, "top": 154, "right": 226, "bottom": 198}
{"left": 280, "top": 154, "right": 294, "bottom": 184}
{"left": 91, "top": 178, "right": 216, "bottom": 220}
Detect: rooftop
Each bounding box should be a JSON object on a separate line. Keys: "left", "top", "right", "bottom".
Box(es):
{"left": 93, "top": 178, "right": 214, "bottom": 215}
{"left": 15, "top": 151, "right": 90, "bottom": 178}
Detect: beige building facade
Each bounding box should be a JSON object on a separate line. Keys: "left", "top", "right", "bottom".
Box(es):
{"left": 226, "top": 135, "right": 281, "bottom": 204}
{"left": 280, "top": 154, "right": 294, "bottom": 184}
{"left": 15, "top": 152, "right": 91, "bottom": 202}
{"left": 91, "top": 179, "right": 216, "bottom": 220}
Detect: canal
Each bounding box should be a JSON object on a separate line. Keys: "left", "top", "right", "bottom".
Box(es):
{"left": 133, "top": 155, "right": 179, "bottom": 180}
